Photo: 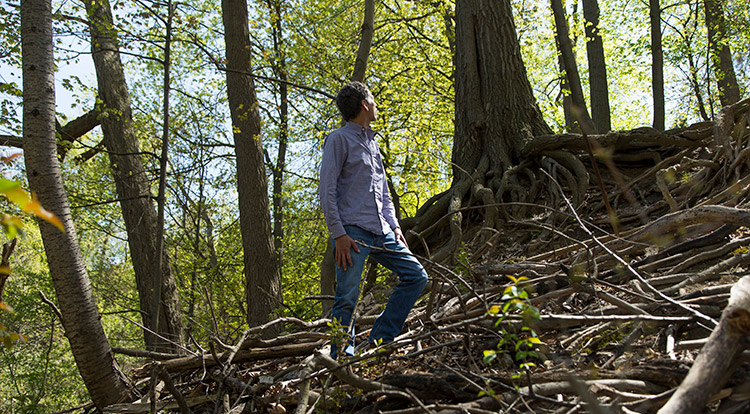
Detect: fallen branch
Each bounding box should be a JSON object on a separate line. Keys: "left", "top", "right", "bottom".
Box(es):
{"left": 658, "top": 276, "right": 750, "bottom": 413}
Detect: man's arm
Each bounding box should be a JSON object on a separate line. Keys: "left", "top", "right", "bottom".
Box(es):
{"left": 319, "top": 132, "right": 360, "bottom": 269}
{"left": 380, "top": 162, "right": 408, "bottom": 247}
{"left": 319, "top": 133, "right": 347, "bottom": 239}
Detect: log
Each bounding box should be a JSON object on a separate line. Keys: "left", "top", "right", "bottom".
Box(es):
{"left": 658, "top": 276, "right": 750, "bottom": 414}
{"left": 134, "top": 340, "right": 325, "bottom": 377}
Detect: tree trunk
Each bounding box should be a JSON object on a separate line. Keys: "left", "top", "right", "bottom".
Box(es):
{"left": 704, "top": 0, "right": 740, "bottom": 107}
{"left": 452, "top": 0, "right": 550, "bottom": 177}
{"left": 21, "top": 0, "right": 131, "bottom": 407}
{"left": 221, "top": 0, "right": 282, "bottom": 328}
{"left": 269, "top": 0, "right": 288, "bottom": 271}
{"left": 582, "top": 0, "right": 611, "bottom": 132}
{"left": 406, "top": 0, "right": 553, "bottom": 260}
{"left": 557, "top": 39, "right": 579, "bottom": 133}
{"left": 550, "top": 0, "right": 596, "bottom": 135}
{"left": 85, "top": 0, "right": 184, "bottom": 352}
{"left": 650, "top": 0, "right": 665, "bottom": 131}
{"left": 351, "top": 0, "right": 375, "bottom": 83}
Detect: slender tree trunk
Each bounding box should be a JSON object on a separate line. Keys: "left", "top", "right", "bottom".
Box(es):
{"left": 85, "top": 0, "right": 183, "bottom": 352}
{"left": 582, "top": 0, "right": 611, "bottom": 132}
{"left": 221, "top": 0, "right": 281, "bottom": 327}
{"left": 269, "top": 0, "right": 288, "bottom": 271}
{"left": 351, "top": 0, "right": 375, "bottom": 82}
{"left": 21, "top": 0, "right": 131, "bottom": 407}
{"left": 550, "top": 0, "right": 596, "bottom": 135}
{"left": 650, "top": 0, "right": 665, "bottom": 131}
{"left": 704, "top": 0, "right": 740, "bottom": 106}
{"left": 557, "top": 39, "right": 579, "bottom": 133}
{"left": 152, "top": 0, "right": 174, "bottom": 344}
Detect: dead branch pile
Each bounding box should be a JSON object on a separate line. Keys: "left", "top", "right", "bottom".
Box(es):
{"left": 88, "top": 98, "right": 750, "bottom": 414}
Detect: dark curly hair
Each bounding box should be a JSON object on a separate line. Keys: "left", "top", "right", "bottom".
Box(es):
{"left": 336, "top": 81, "right": 371, "bottom": 121}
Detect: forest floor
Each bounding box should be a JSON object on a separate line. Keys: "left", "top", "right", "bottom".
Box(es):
{"left": 98, "top": 98, "right": 750, "bottom": 414}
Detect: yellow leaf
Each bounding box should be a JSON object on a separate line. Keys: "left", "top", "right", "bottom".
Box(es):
{"left": 488, "top": 305, "right": 500, "bottom": 315}
{"left": 527, "top": 337, "right": 543, "bottom": 344}
{"left": 2, "top": 185, "right": 31, "bottom": 207}
{"left": 506, "top": 274, "right": 517, "bottom": 283}
{"left": 0, "top": 302, "right": 12, "bottom": 312}
{"left": 25, "top": 194, "right": 64, "bottom": 232}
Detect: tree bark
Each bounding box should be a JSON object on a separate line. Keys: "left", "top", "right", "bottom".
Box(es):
{"left": 704, "top": 0, "right": 740, "bottom": 107}
{"left": 649, "top": 0, "right": 665, "bottom": 131}
{"left": 582, "top": 0, "right": 611, "bottom": 132}
{"left": 550, "top": 0, "right": 596, "bottom": 135}
{"left": 351, "top": 0, "right": 375, "bottom": 83}
{"left": 658, "top": 276, "right": 750, "bottom": 413}
{"left": 453, "top": 0, "right": 551, "bottom": 178}
{"left": 85, "top": 0, "right": 184, "bottom": 351}
{"left": 21, "top": 0, "right": 131, "bottom": 407}
{"left": 268, "top": 0, "right": 288, "bottom": 271}
{"left": 557, "top": 39, "right": 579, "bottom": 133}
{"left": 221, "top": 0, "right": 282, "bottom": 328}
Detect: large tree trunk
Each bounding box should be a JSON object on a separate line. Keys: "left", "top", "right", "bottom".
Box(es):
{"left": 406, "top": 0, "right": 553, "bottom": 260}
{"left": 582, "top": 0, "right": 611, "bottom": 132}
{"left": 86, "top": 0, "right": 184, "bottom": 351}
{"left": 649, "top": 0, "right": 665, "bottom": 131}
{"left": 452, "top": 0, "right": 550, "bottom": 177}
{"left": 704, "top": 0, "right": 740, "bottom": 107}
{"left": 21, "top": 0, "right": 131, "bottom": 407}
{"left": 221, "top": 0, "right": 282, "bottom": 328}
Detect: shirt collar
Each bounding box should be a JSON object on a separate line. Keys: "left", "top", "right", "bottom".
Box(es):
{"left": 345, "top": 121, "right": 373, "bottom": 136}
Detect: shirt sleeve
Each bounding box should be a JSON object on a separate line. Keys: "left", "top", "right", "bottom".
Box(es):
{"left": 380, "top": 158, "right": 400, "bottom": 232}
{"left": 319, "top": 132, "right": 347, "bottom": 239}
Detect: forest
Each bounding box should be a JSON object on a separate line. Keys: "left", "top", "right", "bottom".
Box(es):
{"left": 1, "top": 0, "right": 749, "bottom": 412}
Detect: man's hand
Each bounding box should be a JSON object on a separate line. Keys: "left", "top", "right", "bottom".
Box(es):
{"left": 393, "top": 227, "right": 408, "bottom": 249}
{"left": 335, "top": 234, "right": 360, "bottom": 271}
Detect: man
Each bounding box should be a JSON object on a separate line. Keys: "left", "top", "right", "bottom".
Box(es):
{"left": 319, "top": 81, "right": 428, "bottom": 358}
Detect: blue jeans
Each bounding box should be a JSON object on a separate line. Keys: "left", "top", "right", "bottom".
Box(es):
{"left": 330, "top": 225, "right": 428, "bottom": 358}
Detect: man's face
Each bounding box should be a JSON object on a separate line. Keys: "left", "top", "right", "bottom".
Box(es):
{"left": 364, "top": 93, "right": 377, "bottom": 122}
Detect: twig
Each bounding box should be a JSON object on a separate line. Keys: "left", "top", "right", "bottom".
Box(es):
{"left": 541, "top": 169, "right": 718, "bottom": 329}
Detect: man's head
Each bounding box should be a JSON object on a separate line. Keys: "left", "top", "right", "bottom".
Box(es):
{"left": 336, "top": 81, "right": 376, "bottom": 123}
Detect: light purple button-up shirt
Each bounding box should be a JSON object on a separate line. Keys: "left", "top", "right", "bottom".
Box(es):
{"left": 319, "top": 121, "right": 399, "bottom": 239}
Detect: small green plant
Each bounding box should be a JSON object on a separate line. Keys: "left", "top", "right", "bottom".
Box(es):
{"left": 483, "top": 275, "right": 543, "bottom": 378}
{"left": 327, "top": 318, "right": 351, "bottom": 356}
{"left": 0, "top": 302, "right": 26, "bottom": 349}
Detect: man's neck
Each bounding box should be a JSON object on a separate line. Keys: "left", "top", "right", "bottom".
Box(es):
{"left": 350, "top": 116, "right": 369, "bottom": 128}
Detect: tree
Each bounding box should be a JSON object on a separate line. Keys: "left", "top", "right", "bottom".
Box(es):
{"left": 406, "top": 0, "right": 558, "bottom": 260}
{"left": 265, "top": 0, "right": 289, "bottom": 270}
{"left": 650, "top": 0, "right": 665, "bottom": 130}
{"left": 551, "top": 0, "right": 596, "bottom": 134}
{"left": 221, "top": 0, "right": 281, "bottom": 327}
{"left": 582, "top": 0, "right": 611, "bottom": 132}
{"left": 85, "top": 0, "right": 184, "bottom": 351}
{"left": 704, "top": 0, "right": 740, "bottom": 106}
{"left": 21, "top": 0, "right": 131, "bottom": 407}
